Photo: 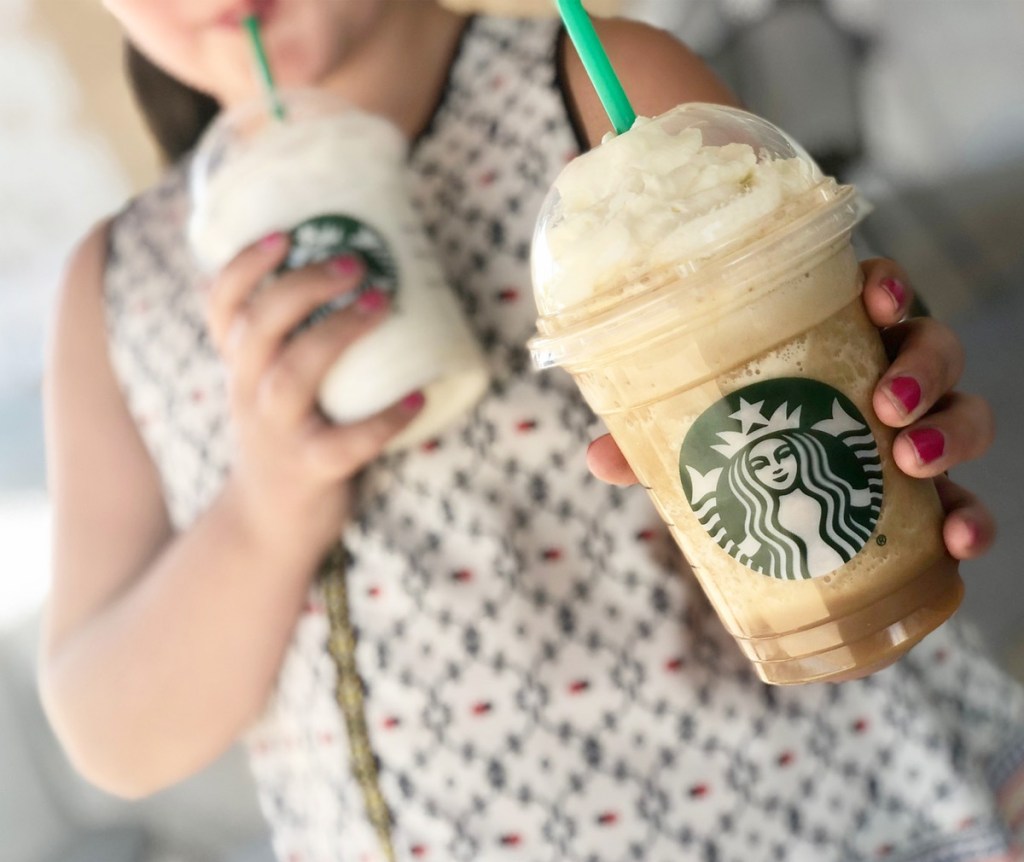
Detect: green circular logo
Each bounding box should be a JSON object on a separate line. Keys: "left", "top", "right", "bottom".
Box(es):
{"left": 679, "top": 378, "right": 883, "bottom": 580}
{"left": 280, "top": 215, "right": 399, "bottom": 324}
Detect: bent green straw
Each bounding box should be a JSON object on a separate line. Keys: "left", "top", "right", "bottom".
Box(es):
{"left": 243, "top": 14, "right": 286, "bottom": 121}
{"left": 556, "top": 0, "right": 636, "bottom": 135}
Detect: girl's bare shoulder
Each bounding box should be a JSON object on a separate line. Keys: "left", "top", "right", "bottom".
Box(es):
{"left": 563, "top": 16, "right": 739, "bottom": 146}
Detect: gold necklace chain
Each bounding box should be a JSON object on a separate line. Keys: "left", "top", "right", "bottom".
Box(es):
{"left": 321, "top": 541, "right": 397, "bottom": 862}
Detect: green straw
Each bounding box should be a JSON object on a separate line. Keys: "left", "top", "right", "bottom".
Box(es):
{"left": 243, "top": 14, "right": 286, "bottom": 121}
{"left": 556, "top": 0, "right": 636, "bottom": 135}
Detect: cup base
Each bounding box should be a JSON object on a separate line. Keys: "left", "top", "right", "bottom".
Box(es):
{"left": 384, "top": 363, "right": 491, "bottom": 452}
{"left": 741, "top": 555, "right": 963, "bottom": 685}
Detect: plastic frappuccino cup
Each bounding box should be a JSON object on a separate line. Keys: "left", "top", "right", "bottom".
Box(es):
{"left": 189, "top": 90, "right": 489, "bottom": 451}
{"left": 529, "top": 104, "right": 962, "bottom": 685}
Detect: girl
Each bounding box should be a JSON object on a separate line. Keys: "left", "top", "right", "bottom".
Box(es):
{"left": 41, "top": 2, "right": 1024, "bottom": 860}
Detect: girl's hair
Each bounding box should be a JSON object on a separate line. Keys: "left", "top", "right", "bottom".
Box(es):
{"left": 125, "top": 42, "right": 220, "bottom": 163}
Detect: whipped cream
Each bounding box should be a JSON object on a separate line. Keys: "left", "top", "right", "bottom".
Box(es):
{"left": 533, "top": 111, "right": 823, "bottom": 315}
{"left": 189, "top": 108, "right": 407, "bottom": 271}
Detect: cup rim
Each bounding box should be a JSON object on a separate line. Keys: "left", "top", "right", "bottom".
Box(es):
{"left": 529, "top": 184, "right": 868, "bottom": 371}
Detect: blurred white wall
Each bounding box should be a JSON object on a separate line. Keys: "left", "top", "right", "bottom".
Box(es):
{"left": 0, "top": 0, "right": 158, "bottom": 625}
{"left": 1, "top": 0, "right": 156, "bottom": 398}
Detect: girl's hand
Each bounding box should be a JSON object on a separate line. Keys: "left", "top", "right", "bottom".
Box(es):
{"left": 205, "top": 232, "right": 424, "bottom": 552}
{"left": 587, "top": 257, "right": 995, "bottom": 562}
{"left": 860, "top": 258, "right": 995, "bottom": 560}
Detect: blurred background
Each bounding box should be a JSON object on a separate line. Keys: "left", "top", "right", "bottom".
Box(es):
{"left": 1, "top": 1, "right": 1022, "bottom": 860}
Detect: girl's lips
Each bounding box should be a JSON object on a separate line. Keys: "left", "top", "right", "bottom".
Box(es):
{"left": 214, "top": 0, "right": 277, "bottom": 29}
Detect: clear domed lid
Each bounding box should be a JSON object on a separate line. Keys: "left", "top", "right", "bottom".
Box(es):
{"left": 531, "top": 103, "right": 860, "bottom": 327}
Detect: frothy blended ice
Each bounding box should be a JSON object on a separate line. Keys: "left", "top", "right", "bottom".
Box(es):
{"left": 191, "top": 109, "right": 407, "bottom": 270}
{"left": 534, "top": 115, "right": 821, "bottom": 317}
{"left": 530, "top": 104, "right": 961, "bottom": 685}
{"left": 190, "top": 92, "right": 489, "bottom": 451}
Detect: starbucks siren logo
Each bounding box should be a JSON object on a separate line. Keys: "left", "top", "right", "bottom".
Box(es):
{"left": 280, "top": 214, "right": 399, "bottom": 326}
{"left": 679, "top": 378, "right": 883, "bottom": 580}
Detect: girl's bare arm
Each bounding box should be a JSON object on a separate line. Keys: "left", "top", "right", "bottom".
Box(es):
{"left": 40, "top": 223, "right": 338, "bottom": 798}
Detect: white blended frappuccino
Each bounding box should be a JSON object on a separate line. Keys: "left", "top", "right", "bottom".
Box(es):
{"left": 530, "top": 104, "right": 961, "bottom": 685}
{"left": 189, "top": 90, "right": 489, "bottom": 451}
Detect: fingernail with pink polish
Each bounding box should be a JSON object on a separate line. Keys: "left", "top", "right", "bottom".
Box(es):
{"left": 881, "top": 277, "right": 907, "bottom": 312}
{"left": 261, "top": 231, "right": 286, "bottom": 249}
{"left": 888, "top": 376, "right": 922, "bottom": 415}
{"left": 355, "top": 289, "right": 388, "bottom": 314}
{"left": 908, "top": 428, "right": 945, "bottom": 465}
{"left": 328, "top": 255, "right": 362, "bottom": 277}
{"left": 400, "top": 391, "right": 425, "bottom": 413}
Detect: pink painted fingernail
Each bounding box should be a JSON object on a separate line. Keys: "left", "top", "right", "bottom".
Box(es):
{"left": 355, "top": 289, "right": 388, "bottom": 314}
{"left": 907, "top": 428, "right": 945, "bottom": 465}
{"left": 260, "top": 231, "right": 286, "bottom": 249}
{"left": 328, "top": 255, "right": 362, "bottom": 277}
{"left": 400, "top": 391, "right": 425, "bottom": 413}
{"left": 888, "top": 376, "right": 922, "bottom": 415}
{"left": 881, "top": 277, "right": 907, "bottom": 312}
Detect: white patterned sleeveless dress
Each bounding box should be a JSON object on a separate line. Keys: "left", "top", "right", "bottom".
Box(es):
{"left": 103, "top": 16, "right": 1024, "bottom": 862}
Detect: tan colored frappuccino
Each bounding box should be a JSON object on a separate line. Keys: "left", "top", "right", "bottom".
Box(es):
{"left": 530, "top": 104, "right": 961, "bottom": 685}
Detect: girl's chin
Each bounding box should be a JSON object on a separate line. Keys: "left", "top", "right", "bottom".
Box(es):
{"left": 215, "top": 55, "right": 327, "bottom": 105}
{"left": 269, "top": 53, "right": 336, "bottom": 92}
{"left": 207, "top": 14, "right": 338, "bottom": 102}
